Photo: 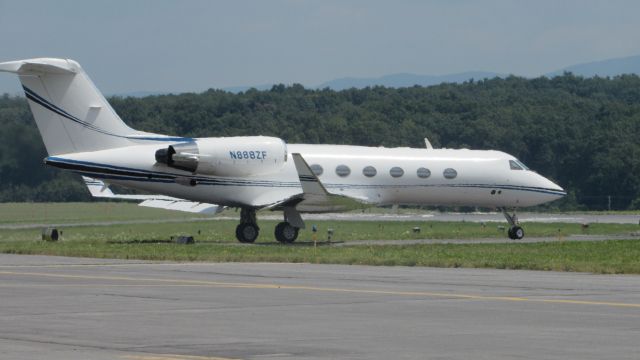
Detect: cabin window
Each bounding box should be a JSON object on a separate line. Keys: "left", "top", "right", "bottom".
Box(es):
{"left": 310, "top": 164, "right": 323, "bottom": 176}
{"left": 390, "top": 167, "right": 404, "bottom": 178}
{"left": 362, "top": 166, "right": 377, "bottom": 177}
{"left": 335, "top": 165, "right": 351, "bottom": 177}
{"left": 443, "top": 168, "right": 457, "bottom": 179}
{"left": 417, "top": 167, "right": 431, "bottom": 178}
{"left": 509, "top": 160, "right": 524, "bottom": 170}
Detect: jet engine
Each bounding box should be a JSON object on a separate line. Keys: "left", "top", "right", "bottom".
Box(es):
{"left": 155, "top": 136, "right": 287, "bottom": 177}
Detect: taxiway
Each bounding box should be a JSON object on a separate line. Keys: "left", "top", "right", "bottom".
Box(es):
{"left": 1, "top": 254, "right": 639, "bottom": 359}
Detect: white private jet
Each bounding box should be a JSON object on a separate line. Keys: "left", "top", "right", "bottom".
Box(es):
{"left": 0, "top": 58, "right": 565, "bottom": 243}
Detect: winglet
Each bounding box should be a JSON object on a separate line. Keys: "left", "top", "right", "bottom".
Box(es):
{"left": 286, "top": 153, "right": 371, "bottom": 213}
{"left": 424, "top": 137, "right": 434, "bottom": 149}
{"left": 291, "top": 153, "right": 329, "bottom": 196}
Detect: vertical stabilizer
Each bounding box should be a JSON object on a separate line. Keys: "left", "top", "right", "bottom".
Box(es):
{"left": 0, "top": 58, "right": 145, "bottom": 155}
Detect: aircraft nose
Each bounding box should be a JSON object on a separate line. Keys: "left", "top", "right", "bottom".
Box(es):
{"left": 541, "top": 175, "right": 566, "bottom": 198}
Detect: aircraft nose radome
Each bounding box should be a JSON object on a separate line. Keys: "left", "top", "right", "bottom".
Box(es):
{"left": 555, "top": 183, "right": 566, "bottom": 195}
{"left": 541, "top": 176, "right": 566, "bottom": 197}
{"left": 522, "top": 174, "right": 566, "bottom": 206}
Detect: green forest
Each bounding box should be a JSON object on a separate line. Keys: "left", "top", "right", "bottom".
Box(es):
{"left": 1, "top": 73, "right": 639, "bottom": 210}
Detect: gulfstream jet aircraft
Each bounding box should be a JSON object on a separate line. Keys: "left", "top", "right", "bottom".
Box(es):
{"left": 0, "top": 58, "right": 565, "bottom": 242}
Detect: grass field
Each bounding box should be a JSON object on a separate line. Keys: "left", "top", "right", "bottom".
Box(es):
{"left": 1, "top": 202, "right": 639, "bottom": 274}
{"left": 2, "top": 217, "right": 639, "bottom": 243}
{"left": 0, "top": 202, "right": 211, "bottom": 224}
{"left": 1, "top": 236, "right": 639, "bottom": 274}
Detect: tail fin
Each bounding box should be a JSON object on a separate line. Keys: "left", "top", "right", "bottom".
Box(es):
{"left": 0, "top": 58, "right": 151, "bottom": 155}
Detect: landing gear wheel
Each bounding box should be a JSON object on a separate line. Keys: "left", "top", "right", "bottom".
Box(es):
{"left": 508, "top": 226, "right": 524, "bottom": 240}
{"left": 502, "top": 208, "right": 525, "bottom": 240}
{"left": 236, "top": 223, "right": 259, "bottom": 243}
{"left": 275, "top": 222, "right": 299, "bottom": 243}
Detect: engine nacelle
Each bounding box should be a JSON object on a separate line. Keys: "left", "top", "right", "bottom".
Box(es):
{"left": 155, "top": 136, "right": 287, "bottom": 177}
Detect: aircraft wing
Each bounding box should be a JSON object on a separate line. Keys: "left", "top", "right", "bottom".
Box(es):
{"left": 275, "top": 153, "right": 372, "bottom": 213}
{"left": 82, "top": 176, "right": 223, "bottom": 214}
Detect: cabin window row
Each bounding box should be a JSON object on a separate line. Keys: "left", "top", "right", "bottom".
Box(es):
{"left": 309, "top": 165, "right": 457, "bottom": 179}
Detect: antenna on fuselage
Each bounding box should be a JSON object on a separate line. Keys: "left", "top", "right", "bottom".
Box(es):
{"left": 424, "top": 137, "right": 434, "bottom": 149}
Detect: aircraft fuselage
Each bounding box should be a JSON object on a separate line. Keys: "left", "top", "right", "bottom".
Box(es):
{"left": 45, "top": 142, "right": 565, "bottom": 210}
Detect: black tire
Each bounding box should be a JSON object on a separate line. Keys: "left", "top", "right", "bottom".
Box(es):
{"left": 508, "top": 226, "right": 524, "bottom": 240}
{"left": 275, "top": 222, "right": 299, "bottom": 243}
{"left": 236, "top": 223, "right": 259, "bottom": 243}
{"left": 512, "top": 226, "right": 524, "bottom": 239}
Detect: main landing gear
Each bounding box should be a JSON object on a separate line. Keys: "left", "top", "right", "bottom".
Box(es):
{"left": 275, "top": 222, "right": 299, "bottom": 243}
{"left": 236, "top": 208, "right": 259, "bottom": 243}
{"left": 502, "top": 208, "right": 524, "bottom": 240}
{"left": 235, "top": 207, "right": 302, "bottom": 243}
{"left": 275, "top": 206, "right": 303, "bottom": 243}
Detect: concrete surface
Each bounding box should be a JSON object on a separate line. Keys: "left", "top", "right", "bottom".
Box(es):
{"left": 0, "top": 254, "right": 639, "bottom": 359}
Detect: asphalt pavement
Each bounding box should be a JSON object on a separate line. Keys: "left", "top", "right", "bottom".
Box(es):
{"left": 1, "top": 254, "right": 639, "bottom": 359}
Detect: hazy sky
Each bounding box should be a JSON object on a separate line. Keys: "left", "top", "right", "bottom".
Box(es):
{"left": 1, "top": 0, "right": 639, "bottom": 94}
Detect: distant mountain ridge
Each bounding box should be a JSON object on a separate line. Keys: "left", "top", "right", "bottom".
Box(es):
{"left": 108, "top": 54, "right": 640, "bottom": 96}
{"left": 315, "top": 55, "right": 640, "bottom": 91}
{"left": 545, "top": 55, "right": 640, "bottom": 78}
{"left": 316, "top": 71, "right": 504, "bottom": 90}
{"left": 220, "top": 71, "right": 505, "bottom": 93}
{"left": 221, "top": 84, "right": 275, "bottom": 93}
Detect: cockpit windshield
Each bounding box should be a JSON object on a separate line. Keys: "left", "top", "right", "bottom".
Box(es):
{"left": 509, "top": 159, "right": 529, "bottom": 171}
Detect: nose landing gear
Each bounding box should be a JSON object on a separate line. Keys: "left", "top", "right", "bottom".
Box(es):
{"left": 508, "top": 225, "right": 525, "bottom": 240}
{"left": 502, "top": 208, "right": 524, "bottom": 240}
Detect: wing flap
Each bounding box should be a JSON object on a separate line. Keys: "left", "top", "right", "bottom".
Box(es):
{"left": 139, "top": 199, "right": 221, "bottom": 214}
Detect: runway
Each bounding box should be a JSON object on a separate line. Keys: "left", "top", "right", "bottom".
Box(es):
{"left": 1, "top": 254, "right": 639, "bottom": 359}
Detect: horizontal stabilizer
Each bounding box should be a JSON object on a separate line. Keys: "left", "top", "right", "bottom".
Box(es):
{"left": 82, "top": 176, "right": 222, "bottom": 214}
{"left": 0, "top": 58, "right": 78, "bottom": 75}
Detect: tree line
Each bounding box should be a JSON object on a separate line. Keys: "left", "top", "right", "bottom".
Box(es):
{"left": 1, "top": 73, "right": 639, "bottom": 210}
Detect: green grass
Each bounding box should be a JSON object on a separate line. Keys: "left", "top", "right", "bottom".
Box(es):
{"left": 1, "top": 218, "right": 638, "bottom": 243}
{"left": 0, "top": 202, "right": 212, "bottom": 224}
{"left": 1, "top": 237, "right": 639, "bottom": 274}
{"left": 2, "top": 202, "right": 640, "bottom": 274}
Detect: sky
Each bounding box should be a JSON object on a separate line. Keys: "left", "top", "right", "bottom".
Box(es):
{"left": 1, "top": 0, "right": 639, "bottom": 94}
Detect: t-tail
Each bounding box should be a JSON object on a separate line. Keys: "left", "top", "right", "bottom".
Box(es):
{"left": 0, "top": 58, "right": 181, "bottom": 155}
